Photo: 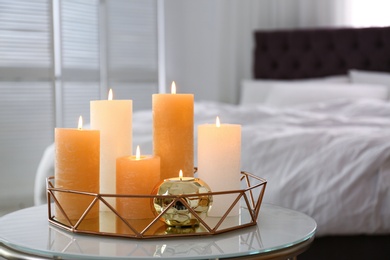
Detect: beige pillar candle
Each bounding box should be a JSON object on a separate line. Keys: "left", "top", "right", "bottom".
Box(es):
{"left": 116, "top": 146, "right": 160, "bottom": 220}
{"left": 90, "top": 89, "right": 132, "bottom": 210}
{"left": 197, "top": 117, "right": 241, "bottom": 217}
{"left": 152, "top": 82, "right": 194, "bottom": 180}
{"left": 55, "top": 116, "right": 100, "bottom": 224}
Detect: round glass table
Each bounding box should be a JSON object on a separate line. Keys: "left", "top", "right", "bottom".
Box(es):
{"left": 0, "top": 203, "right": 316, "bottom": 259}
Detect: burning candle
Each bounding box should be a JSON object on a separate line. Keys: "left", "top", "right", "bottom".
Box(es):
{"left": 116, "top": 146, "right": 160, "bottom": 220}
{"left": 90, "top": 89, "right": 132, "bottom": 210}
{"left": 167, "top": 169, "right": 195, "bottom": 182}
{"left": 54, "top": 116, "right": 100, "bottom": 223}
{"left": 153, "top": 82, "right": 194, "bottom": 180}
{"left": 197, "top": 116, "right": 241, "bottom": 216}
{"left": 152, "top": 170, "right": 212, "bottom": 227}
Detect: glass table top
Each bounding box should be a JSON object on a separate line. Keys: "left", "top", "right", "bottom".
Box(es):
{"left": 0, "top": 203, "right": 316, "bottom": 259}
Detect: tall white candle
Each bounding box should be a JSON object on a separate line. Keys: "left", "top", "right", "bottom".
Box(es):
{"left": 197, "top": 117, "right": 241, "bottom": 216}
{"left": 90, "top": 89, "right": 132, "bottom": 210}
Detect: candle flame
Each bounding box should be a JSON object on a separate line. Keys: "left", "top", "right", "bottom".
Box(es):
{"left": 216, "top": 116, "right": 221, "bottom": 127}
{"left": 179, "top": 169, "right": 183, "bottom": 180}
{"left": 108, "top": 88, "right": 113, "bottom": 100}
{"left": 136, "top": 145, "right": 141, "bottom": 160}
{"left": 171, "top": 81, "right": 176, "bottom": 94}
{"left": 78, "top": 116, "right": 83, "bottom": 130}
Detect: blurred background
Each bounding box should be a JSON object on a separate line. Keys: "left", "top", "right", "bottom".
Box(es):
{"left": 1, "top": 0, "right": 389, "bottom": 216}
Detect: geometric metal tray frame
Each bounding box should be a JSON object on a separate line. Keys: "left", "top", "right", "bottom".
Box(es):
{"left": 46, "top": 170, "right": 267, "bottom": 239}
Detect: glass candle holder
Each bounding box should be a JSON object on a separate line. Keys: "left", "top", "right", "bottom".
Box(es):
{"left": 152, "top": 174, "right": 212, "bottom": 227}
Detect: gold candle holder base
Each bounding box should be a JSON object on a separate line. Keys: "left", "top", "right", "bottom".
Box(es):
{"left": 152, "top": 176, "right": 212, "bottom": 227}
{"left": 46, "top": 169, "right": 267, "bottom": 239}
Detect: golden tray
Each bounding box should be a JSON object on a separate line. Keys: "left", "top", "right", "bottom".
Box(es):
{"left": 46, "top": 171, "right": 267, "bottom": 239}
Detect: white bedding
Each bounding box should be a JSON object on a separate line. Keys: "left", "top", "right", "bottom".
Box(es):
{"left": 35, "top": 98, "right": 390, "bottom": 237}
{"left": 192, "top": 99, "right": 390, "bottom": 236}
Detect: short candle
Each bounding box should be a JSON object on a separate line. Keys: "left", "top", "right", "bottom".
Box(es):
{"left": 116, "top": 145, "right": 160, "bottom": 220}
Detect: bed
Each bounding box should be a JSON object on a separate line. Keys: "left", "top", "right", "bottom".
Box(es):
{"left": 34, "top": 26, "right": 390, "bottom": 259}
{"left": 247, "top": 26, "right": 390, "bottom": 259}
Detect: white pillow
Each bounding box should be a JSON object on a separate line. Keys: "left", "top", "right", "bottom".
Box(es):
{"left": 240, "top": 75, "right": 349, "bottom": 105}
{"left": 263, "top": 82, "right": 388, "bottom": 108}
{"left": 349, "top": 69, "right": 390, "bottom": 88}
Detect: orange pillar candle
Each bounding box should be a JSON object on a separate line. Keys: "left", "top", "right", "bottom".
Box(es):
{"left": 197, "top": 116, "right": 241, "bottom": 217}
{"left": 55, "top": 116, "right": 100, "bottom": 222}
{"left": 116, "top": 146, "right": 160, "bottom": 219}
{"left": 153, "top": 81, "right": 194, "bottom": 180}
{"left": 90, "top": 89, "right": 132, "bottom": 210}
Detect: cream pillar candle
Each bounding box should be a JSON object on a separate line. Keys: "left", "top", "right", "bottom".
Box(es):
{"left": 153, "top": 82, "right": 194, "bottom": 180}
{"left": 55, "top": 116, "right": 100, "bottom": 223}
{"left": 116, "top": 146, "right": 160, "bottom": 220}
{"left": 90, "top": 89, "right": 132, "bottom": 210}
{"left": 197, "top": 117, "right": 241, "bottom": 217}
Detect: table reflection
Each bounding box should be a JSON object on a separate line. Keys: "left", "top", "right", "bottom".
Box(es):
{"left": 48, "top": 221, "right": 263, "bottom": 258}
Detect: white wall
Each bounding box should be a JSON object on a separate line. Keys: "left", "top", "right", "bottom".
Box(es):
{"left": 164, "top": 0, "right": 243, "bottom": 104}
{"left": 164, "top": 0, "right": 221, "bottom": 102}
{"left": 164, "top": 0, "right": 351, "bottom": 104}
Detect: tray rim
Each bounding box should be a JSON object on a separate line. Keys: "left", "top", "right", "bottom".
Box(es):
{"left": 46, "top": 170, "right": 267, "bottom": 239}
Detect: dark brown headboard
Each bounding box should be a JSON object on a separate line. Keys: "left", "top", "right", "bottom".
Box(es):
{"left": 253, "top": 27, "right": 390, "bottom": 79}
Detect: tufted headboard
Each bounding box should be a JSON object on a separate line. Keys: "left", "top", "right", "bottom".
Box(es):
{"left": 253, "top": 26, "right": 390, "bottom": 79}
